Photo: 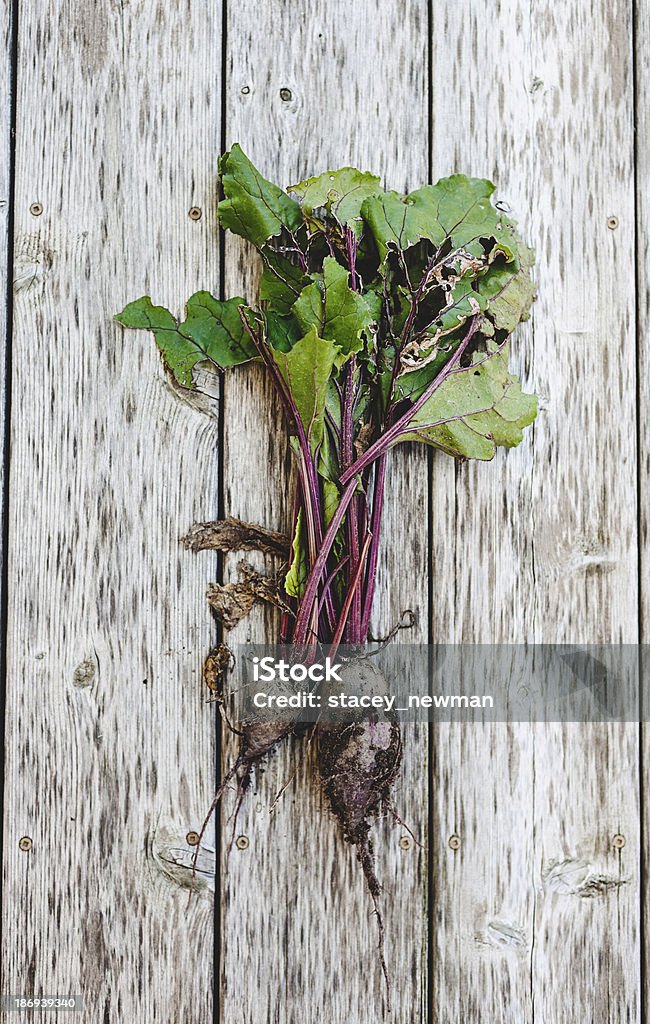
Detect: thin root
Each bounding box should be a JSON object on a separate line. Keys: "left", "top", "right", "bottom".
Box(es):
{"left": 367, "top": 609, "right": 417, "bottom": 652}
{"left": 357, "top": 838, "right": 392, "bottom": 1013}
{"left": 385, "top": 799, "right": 426, "bottom": 850}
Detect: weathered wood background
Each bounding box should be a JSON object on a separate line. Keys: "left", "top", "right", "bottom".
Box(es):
{"left": 0, "top": 0, "right": 646, "bottom": 1021}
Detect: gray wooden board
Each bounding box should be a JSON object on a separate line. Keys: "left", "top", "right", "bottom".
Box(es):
{"left": 1, "top": 3, "right": 222, "bottom": 1020}
{"left": 220, "top": 1, "right": 429, "bottom": 1021}
{"left": 0, "top": 0, "right": 646, "bottom": 1020}
{"left": 0, "top": 0, "right": 11, "bottom": 612}
{"left": 430, "top": 1, "right": 640, "bottom": 1021}
{"left": 637, "top": 0, "right": 650, "bottom": 1013}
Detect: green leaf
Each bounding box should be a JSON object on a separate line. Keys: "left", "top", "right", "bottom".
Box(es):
{"left": 398, "top": 349, "right": 537, "bottom": 460}
{"left": 271, "top": 326, "right": 337, "bottom": 451}
{"left": 285, "top": 510, "right": 308, "bottom": 598}
{"left": 288, "top": 168, "right": 382, "bottom": 227}
{"left": 265, "top": 310, "right": 302, "bottom": 352}
{"left": 322, "top": 479, "right": 340, "bottom": 527}
{"left": 217, "top": 144, "right": 302, "bottom": 246}
{"left": 260, "top": 249, "right": 310, "bottom": 315}
{"left": 481, "top": 240, "right": 536, "bottom": 333}
{"left": 292, "top": 257, "right": 374, "bottom": 357}
{"left": 361, "top": 175, "right": 516, "bottom": 264}
{"left": 115, "top": 293, "right": 255, "bottom": 387}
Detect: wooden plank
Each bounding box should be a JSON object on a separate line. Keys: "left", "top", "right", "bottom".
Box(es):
{"left": 220, "top": 2, "right": 429, "bottom": 1020}
{"left": 430, "top": 1, "right": 640, "bottom": 1020}
{"left": 636, "top": 0, "right": 650, "bottom": 1012}
{"left": 1, "top": 3, "right": 222, "bottom": 1020}
{"left": 0, "top": 0, "right": 11, "bottom": 580}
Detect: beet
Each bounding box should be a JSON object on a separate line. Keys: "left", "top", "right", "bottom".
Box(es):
{"left": 318, "top": 660, "right": 402, "bottom": 1004}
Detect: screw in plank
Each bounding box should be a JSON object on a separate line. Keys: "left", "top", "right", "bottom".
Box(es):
{"left": 241, "top": 86, "right": 250, "bottom": 95}
{"left": 18, "top": 836, "right": 33, "bottom": 852}
{"left": 29, "top": 202, "right": 43, "bottom": 217}
{"left": 607, "top": 216, "right": 619, "bottom": 230}
{"left": 279, "top": 88, "right": 293, "bottom": 102}
{"left": 186, "top": 831, "right": 200, "bottom": 847}
{"left": 399, "top": 835, "right": 412, "bottom": 850}
{"left": 448, "top": 834, "right": 461, "bottom": 851}
{"left": 612, "top": 833, "right": 625, "bottom": 850}
{"left": 235, "top": 835, "right": 249, "bottom": 851}
{"left": 188, "top": 207, "right": 202, "bottom": 221}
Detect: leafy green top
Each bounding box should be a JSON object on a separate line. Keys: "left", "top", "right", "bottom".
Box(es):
{"left": 116, "top": 145, "right": 537, "bottom": 645}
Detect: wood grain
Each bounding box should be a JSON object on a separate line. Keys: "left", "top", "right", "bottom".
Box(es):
{"left": 430, "top": 1, "right": 640, "bottom": 1021}
{"left": 220, "top": 2, "right": 429, "bottom": 1020}
{"left": 0, "top": 3, "right": 222, "bottom": 1020}
{"left": 0, "top": 0, "right": 11, "bottom": 597}
{"left": 637, "top": 0, "right": 650, "bottom": 1013}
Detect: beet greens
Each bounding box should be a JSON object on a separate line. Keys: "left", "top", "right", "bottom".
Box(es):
{"left": 116, "top": 145, "right": 537, "bottom": 1000}
{"left": 117, "top": 144, "right": 536, "bottom": 652}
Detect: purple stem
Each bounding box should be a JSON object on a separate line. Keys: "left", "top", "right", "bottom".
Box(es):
{"left": 292, "top": 477, "right": 359, "bottom": 645}
{"left": 239, "top": 310, "right": 337, "bottom": 634}
{"left": 339, "top": 316, "right": 481, "bottom": 486}
{"left": 341, "top": 358, "right": 361, "bottom": 642}
{"left": 359, "top": 452, "right": 387, "bottom": 640}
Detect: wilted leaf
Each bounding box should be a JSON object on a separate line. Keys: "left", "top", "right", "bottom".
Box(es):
{"left": 207, "top": 561, "right": 291, "bottom": 628}
{"left": 203, "top": 643, "right": 235, "bottom": 694}
{"left": 218, "top": 144, "right": 302, "bottom": 246}
{"left": 181, "top": 517, "right": 289, "bottom": 557}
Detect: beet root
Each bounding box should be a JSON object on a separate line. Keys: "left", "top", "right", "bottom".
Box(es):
{"left": 318, "top": 660, "right": 402, "bottom": 1005}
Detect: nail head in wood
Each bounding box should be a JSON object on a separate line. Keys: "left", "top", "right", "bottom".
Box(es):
{"left": 279, "top": 88, "right": 292, "bottom": 102}
{"left": 607, "top": 216, "right": 618, "bottom": 230}
{"left": 399, "top": 835, "right": 412, "bottom": 850}
{"left": 29, "top": 202, "right": 43, "bottom": 217}
{"left": 241, "top": 86, "right": 250, "bottom": 95}
{"left": 186, "top": 831, "right": 200, "bottom": 847}
{"left": 448, "top": 834, "right": 461, "bottom": 851}
{"left": 188, "top": 207, "right": 202, "bottom": 221}
{"left": 18, "top": 836, "right": 33, "bottom": 852}
{"left": 235, "top": 835, "right": 249, "bottom": 850}
{"left": 612, "top": 833, "right": 625, "bottom": 850}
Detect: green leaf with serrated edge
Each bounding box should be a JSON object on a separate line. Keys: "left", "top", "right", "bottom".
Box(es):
{"left": 271, "top": 326, "right": 337, "bottom": 452}
{"left": 115, "top": 293, "right": 255, "bottom": 388}
{"left": 288, "top": 168, "right": 382, "bottom": 227}
{"left": 361, "top": 175, "right": 517, "bottom": 265}
{"left": 480, "top": 241, "right": 535, "bottom": 333}
{"left": 260, "top": 249, "right": 310, "bottom": 315}
{"left": 398, "top": 348, "right": 537, "bottom": 460}
{"left": 181, "top": 292, "right": 257, "bottom": 366}
{"left": 285, "top": 509, "right": 308, "bottom": 598}
{"left": 292, "top": 258, "right": 373, "bottom": 357}
{"left": 217, "top": 144, "right": 302, "bottom": 246}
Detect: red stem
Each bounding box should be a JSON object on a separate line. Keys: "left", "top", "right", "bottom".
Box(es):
{"left": 329, "top": 533, "right": 372, "bottom": 661}
{"left": 292, "top": 477, "right": 359, "bottom": 645}
{"left": 340, "top": 316, "right": 481, "bottom": 486}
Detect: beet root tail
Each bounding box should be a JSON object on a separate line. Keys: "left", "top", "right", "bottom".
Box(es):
{"left": 357, "top": 835, "right": 392, "bottom": 1013}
